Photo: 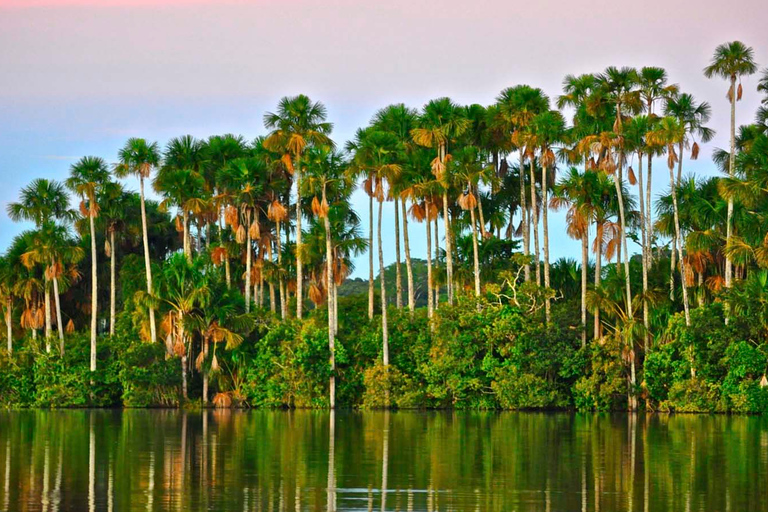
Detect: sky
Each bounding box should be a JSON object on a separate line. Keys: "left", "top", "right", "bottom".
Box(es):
{"left": 1, "top": 0, "right": 767, "bottom": 278}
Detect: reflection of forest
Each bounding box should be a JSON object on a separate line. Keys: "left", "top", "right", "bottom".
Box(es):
{"left": 0, "top": 410, "right": 766, "bottom": 511}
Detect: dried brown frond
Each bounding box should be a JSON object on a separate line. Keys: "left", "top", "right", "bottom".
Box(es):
{"left": 236, "top": 225, "right": 246, "bottom": 244}
{"left": 691, "top": 142, "right": 700, "bottom": 160}
{"left": 249, "top": 220, "right": 260, "bottom": 240}
{"left": 627, "top": 166, "right": 637, "bottom": 186}
{"left": 66, "top": 319, "right": 75, "bottom": 334}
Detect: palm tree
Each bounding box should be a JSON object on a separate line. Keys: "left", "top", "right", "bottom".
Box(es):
{"left": 530, "top": 109, "right": 565, "bottom": 321}
{"left": 552, "top": 168, "right": 598, "bottom": 347}
{"left": 66, "top": 156, "right": 110, "bottom": 372}
{"left": 158, "top": 136, "right": 206, "bottom": 262}
{"left": 21, "top": 223, "right": 84, "bottom": 355}
{"left": 704, "top": 41, "right": 758, "bottom": 291}
{"left": 372, "top": 104, "right": 418, "bottom": 310}
{"left": 452, "top": 146, "right": 485, "bottom": 298}
{"left": 264, "top": 95, "right": 334, "bottom": 320}
{"left": 411, "top": 98, "right": 470, "bottom": 305}
{"left": 648, "top": 117, "right": 691, "bottom": 326}
{"left": 114, "top": 138, "right": 162, "bottom": 342}
{"left": 496, "top": 86, "right": 550, "bottom": 282}
{"left": 217, "top": 156, "right": 268, "bottom": 313}
{"left": 0, "top": 257, "right": 15, "bottom": 353}
{"left": 304, "top": 146, "right": 348, "bottom": 408}
{"left": 7, "top": 179, "right": 72, "bottom": 345}
{"left": 98, "top": 182, "right": 129, "bottom": 336}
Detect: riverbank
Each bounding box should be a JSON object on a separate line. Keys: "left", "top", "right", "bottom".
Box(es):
{"left": 2, "top": 298, "right": 766, "bottom": 414}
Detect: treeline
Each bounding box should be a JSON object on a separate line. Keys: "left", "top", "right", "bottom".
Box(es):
{"left": 1, "top": 41, "right": 768, "bottom": 411}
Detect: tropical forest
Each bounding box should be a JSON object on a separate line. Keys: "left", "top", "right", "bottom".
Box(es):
{"left": 3, "top": 41, "right": 768, "bottom": 415}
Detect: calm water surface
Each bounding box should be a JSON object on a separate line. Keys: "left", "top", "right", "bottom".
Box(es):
{"left": 0, "top": 410, "right": 767, "bottom": 511}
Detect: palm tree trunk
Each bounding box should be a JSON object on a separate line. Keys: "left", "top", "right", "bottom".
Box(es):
{"left": 295, "top": 163, "right": 304, "bottom": 320}
{"left": 245, "top": 210, "right": 252, "bottom": 313}
{"left": 276, "top": 221, "right": 286, "bottom": 319}
{"left": 183, "top": 210, "right": 191, "bottom": 263}
{"left": 378, "top": 200, "right": 389, "bottom": 368}
{"left": 139, "top": 176, "right": 157, "bottom": 343}
{"left": 426, "top": 218, "right": 433, "bottom": 319}
{"left": 434, "top": 217, "right": 440, "bottom": 310}
{"left": 323, "top": 185, "right": 336, "bottom": 409}
{"left": 368, "top": 194, "right": 374, "bottom": 321}
{"left": 6, "top": 298, "right": 12, "bottom": 354}
{"left": 637, "top": 153, "right": 650, "bottom": 353}
{"left": 668, "top": 163, "right": 691, "bottom": 326}
{"left": 594, "top": 224, "right": 602, "bottom": 340}
{"left": 469, "top": 191, "right": 481, "bottom": 299}
{"left": 224, "top": 257, "right": 231, "bottom": 289}
{"left": 44, "top": 279, "right": 51, "bottom": 347}
{"left": 267, "top": 243, "right": 276, "bottom": 314}
{"left": 541, "top": 163, "right": 551, "bottom": 322}
{"left": 89, "top": 213, "right": 98, "bottom": 372}
{"left": 613, "top": 172, "right": 633, "bottom": 313}
{"left": 394, "top": 198, "right": 403, "bottom": 309}
{"left": 402, "top": 200, "right": 415, "bottom": 313}
{"left": 646, "top": 154, "right": 654, "bottom": 291}
{"left": 529, "top": 161, "right": 541, "bottom": 286}
{"left": 520, "top": 153, "right": 530, "bottom": 282}
{"left": 477, "top": 193, "right": 487, "bottom": 239}
{"left": 581, "top": 230, "right": 588, "bottom": 349}
{"left": 440, "top": 144, "right": 454, "bottom": 306}
{"left": 202, "top": 337, "right": 209, "bottom": 404}
{"left": 109, "top": 230, "right": 116, "bottom": 336}
{"left": 725, "top": 76, "right": 737, "bottom": 306}
{"left": 52, "top": 274, "right": 64, "bottom": 355}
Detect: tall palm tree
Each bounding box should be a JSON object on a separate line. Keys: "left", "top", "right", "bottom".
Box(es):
{"left": 304, "top": 146, "right": 347, "bottom": 408}
{"left": 411, "top": 98, "right": 469, "bottom": 305}
{"left": 595, "top": 67, "right": 642, "bottom": 312}
{"left": 704, "top": 41, "right": 758, "bottom": 291}
{"left": 98, "top": 182, "right": 129, "bottom": 336}
{"left": 496, "top": 86, "right": 550, "bottom": 282}
{"left": 0, "top": 257, "right": 15, "bottom": 353}
{"left": 158, "top": 136, "right": 206, "bottom": 262}
{"left": 264, "top": 95, "right": 334, "bottom": 320}
{"left": 372, "top": 104, "right": 418, "bottom": 310}
{"left": 530, "top": 109, "right": 565, "bottom": 321}
{"left": 648, "top": 117, "right": 691, "bottom": 326}
{"left": 452, "top": 146, "right": 485, "bottom": 298}
{"left": 114, "top": 138, "right": 162, "bottom": 342}
{"left": 7, "top": 179, "right": 72, "bottom": 345}
{"left": 66, "top": 156, "right": 110, "bottom": 372}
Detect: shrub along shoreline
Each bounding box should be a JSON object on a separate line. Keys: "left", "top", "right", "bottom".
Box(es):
{"left": 2, "top": 296, "right": 766, "bottom": 413}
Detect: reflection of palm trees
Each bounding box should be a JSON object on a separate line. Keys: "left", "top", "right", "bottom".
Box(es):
{"left": 326, "top": 411, "right": 336, "bottom": 512}
{"left": 381, "top": 411, "right": 390, "bottom": 512}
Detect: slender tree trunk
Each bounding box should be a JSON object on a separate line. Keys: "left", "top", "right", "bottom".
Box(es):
{"left": 109, "top": 230, "right": 116, "bottom": 336}
{"left": 276, "top": 221, "right": 286, "bottom": 319}
{"left": 440, "top": 144, "right": 454, "bottom": 306}
{"left": 323, "top": 185, "right": 336, "bottom": 409}
{"left": 267, "top": 243, "right": 276, "bottom": 314}
{"left": 529, "top": 161, "right": 541, "bottom": 285}
{"left": 725, "top": 76, "right": 737, "bottom": 322}
{"left": 89, "top": 213, "right": 98, "bottom": 371}
{"left": 179, "top": 313, "right": 188, "bottom": 400}
{"left": 477, "top": 193, "right": 487, "bottom": 239}
{"left": 44, "top": 278, "right": 51, "bottom": 347}
{"left": 469, "top": 185, "right": 481, "bottom": 298}
{"left": 433, "top": 217, "right": 440, "bottom": 310}
{"left": 368, "top": 194, "right": 375, "bottom": 321}
{"left": 394, "top": 198, "right": 403, "bottom": 309}
{"left": 53, "top": 275, "right": 64, "bottom": 355}
{"left": 668, "top": 161, "right": 691, "bottom": 326}
{"left": 426, "top": 218, "right": 433, "bottom": 319}
{"left": 139, "top": 176, "right": 157, "bottom": 342}
{"left": 196, "top": 223, "right": 202, "bottom": 257}
{"left": 542, "top": 163, "right": 551, "bottom": 322}
{"left": 637, "top": 153, "right": 650, "bottom": 353}
{"left": 520, "top": 153, "right": 530, "bottom": 281}
{"left": 202, "top": 337, "right": 209, "bottom": 404}
{"left": 183, "top": 210, "right": 191, "bottom": 263}
{"left": 402, "top": 200, "right": 415, "bottom": 313}
{"left": 378, "top": 200, "right": 389, "bottom": 368}
{"left": 581, "top": 230, "right": 588, "bottom": 349}
{"left": 295, "top": 163, "right": 304, "bottom": 320}
{"left": 6, "top": 299, "right": 12, "bottom": 354}
{"left": 594, "top": 225, "right": 602, "bottom": 340}
{"left": 224, "top": 257, "right": 231, "bottom": 289}
{"left": 244, "top": 210, "right": 252, "bottom": 313}
{"left": 613, "top": 171, "right": 632, "bottom": 312}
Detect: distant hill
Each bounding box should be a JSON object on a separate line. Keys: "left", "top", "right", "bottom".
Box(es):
{"left": 339, "top": 258, "right": 443, "bottom": 308}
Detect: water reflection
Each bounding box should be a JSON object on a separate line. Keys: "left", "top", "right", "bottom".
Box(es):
{"left": 0, "top": 411, "right": 766, "bottom": 511}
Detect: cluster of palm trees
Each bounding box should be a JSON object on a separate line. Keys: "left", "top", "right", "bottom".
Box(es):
{"left": 1, "top": 41, "right": 766, "bottom": 408}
